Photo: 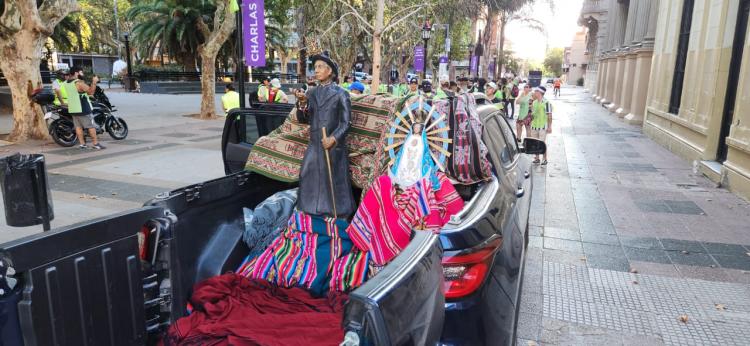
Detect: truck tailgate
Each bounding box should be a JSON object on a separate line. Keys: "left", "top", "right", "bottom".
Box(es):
{"left": 0, "top": 207, "right": 164, "bottom": 346}
{"left": 344, "top": 231, "right": 445, "bottom": 345}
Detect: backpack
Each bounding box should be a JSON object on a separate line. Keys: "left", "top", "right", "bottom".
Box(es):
{"left": 511, "top": 85, "right": 519, "bottom": 98}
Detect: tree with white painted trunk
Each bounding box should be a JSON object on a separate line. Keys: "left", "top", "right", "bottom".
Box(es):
{"left": 0, "top": 0, "right": 80, "bottom": 142}
{"left": 196, "top": 0, "right": 236, "bottom": 119}
{"left": 323, "top": 0, "right": 431, "bottom": 93}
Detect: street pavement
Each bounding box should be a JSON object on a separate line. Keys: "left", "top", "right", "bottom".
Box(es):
{"left": 517, "top": 87, "right": 750, "bottom": 345}
{"left": 0, "top": 90, "right": 229, "bottom": 242}
{"left": 0, "top": 87, "right": 749, "bottom": 345}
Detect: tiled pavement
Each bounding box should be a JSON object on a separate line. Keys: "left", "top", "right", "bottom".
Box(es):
{"left": 0, "top": 92, "right": 231, "bottom": 242}
{"left": 517, "top": 87, "right": 750, "bottom": 345}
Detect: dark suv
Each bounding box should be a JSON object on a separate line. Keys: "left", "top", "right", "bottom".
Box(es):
{"left": 0, "top": 98, "right": 537, "bottom": 345}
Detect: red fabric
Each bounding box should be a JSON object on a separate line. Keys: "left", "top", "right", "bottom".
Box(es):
{"left": 164, "top": 273, "right": 347, "bottom": 346}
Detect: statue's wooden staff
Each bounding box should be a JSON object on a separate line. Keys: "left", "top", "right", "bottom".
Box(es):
{"left": 321, "top": 127, "right": 338, "bottom": 218}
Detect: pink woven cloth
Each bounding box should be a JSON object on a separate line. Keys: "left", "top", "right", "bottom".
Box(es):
{"left": 346, "top": 173, "right": 464, "bottom": 266}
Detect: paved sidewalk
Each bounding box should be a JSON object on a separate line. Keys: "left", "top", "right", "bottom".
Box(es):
{"left": 517, "top": 87, "right": 750, "bottom": 345}
{"left": 0, "top": 92, "right": 231, "bottom": 242}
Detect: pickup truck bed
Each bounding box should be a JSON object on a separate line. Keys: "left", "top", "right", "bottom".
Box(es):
{"left": 0, "top": 171, "right": 445, "bottom": 346}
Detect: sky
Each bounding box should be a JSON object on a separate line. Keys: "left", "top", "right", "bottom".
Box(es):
{"left": 505, "top": 0, "right": 585, "bottom": 61}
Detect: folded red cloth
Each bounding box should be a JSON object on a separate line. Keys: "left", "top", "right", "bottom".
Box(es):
{"left": 164, "top": 273, "right": 347, "bottom": 346}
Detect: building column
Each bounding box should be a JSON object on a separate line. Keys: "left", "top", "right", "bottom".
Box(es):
{"left": 595, "top": 59, "right": 607, "bottom": 101}
{"left": 624, "top": 0, "right": 658, "bottom": 125}
{"left": 607, "top": 55, "right": 626, "bottom": 112}
{"left": 624, "top": 50, "right": 653, "bottom": 124}
{"left": 602, "top": 56, "right": 617, "bottom": 104}
{"left": 616, "top": 53, "right": 637, "bottom": 117}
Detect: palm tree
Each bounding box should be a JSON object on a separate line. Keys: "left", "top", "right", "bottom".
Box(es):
{"left": 126, "top": 0, "right": 215, "bottom": 71}
{"left": 51, "top": 16, "right": 79, "bottom": 53}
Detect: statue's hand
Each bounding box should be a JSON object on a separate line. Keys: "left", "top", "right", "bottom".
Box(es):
{"left": 322, "top": 136, "right": 336, "bottom": 150}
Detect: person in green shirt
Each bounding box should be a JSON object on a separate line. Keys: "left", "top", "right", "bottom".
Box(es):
{"left": 514, "top": 83, "right": 533, "bottom": 142}
{"left": 221, "top": 83, "right": 240, "bottom": 116}
{"left": 485, "top": 82, "right": 504, "bottom": 113}
{"left": 420, "top": 80, "right": 434, "bottom": 98}
{"left": 530, "top": 86, "right": 552, "bottom": 165}
{"left": 341, "top": 76, "right": 352, "bottom": 91}
{"left": 52, "top": 70, "right": 70, "bottom": 106}
{"left": 363, "top": 77, "right": 372, "bottom": 94}
{"left": 406, "top": 77, "right": 419, "bottom": 96}
{"left": 257, "top": 76, "right": 271, "bottom": 102}
{"left": 389, "top": 77, "right": 403, "bottom": 97}
{"left": 434, "top": 75, "right": 451, "bottom": 100}
{"left": 65, "top": 66, "right": 105, "bottom": 150}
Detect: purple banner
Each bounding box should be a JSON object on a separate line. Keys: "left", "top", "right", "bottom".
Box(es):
{"left": 414, "top": 46, "right": 425, "bottom": 72}
{"left": 470, "top": 55, "right": 478, "bottom": 73}
{"left": 439, "top": 56, "right": 449, "bottom": 64}
{"left": 488, "top": 61, "right": 495, "bottom": 77}
{"left": 242, "top": 0, "right": 266, "bottom": 67}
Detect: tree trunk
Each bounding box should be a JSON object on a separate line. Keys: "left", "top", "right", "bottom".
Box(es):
{"left": 182, "top": 52, "right": 198, "bottom": 72}
{"left": 0, "top": 29, "right": 50, "bottom": 141}
{"left": 197, "top": 0, "right": 236, "bottom": 120}
{"left": 370, "top": 0, "right": 385, "bottom": 93}
{"left": 498, "top": 19, "right": 507, "bottom": 76}
{"left": 199, "top": 52, "right": 218, "bottom": 119}
{"left": 76, "top": 17, "right": 85, "bottom": 52}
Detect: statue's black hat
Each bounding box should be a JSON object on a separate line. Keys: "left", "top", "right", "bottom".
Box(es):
{"left": 310, "top": 51, "right": 339, "bottom": 79}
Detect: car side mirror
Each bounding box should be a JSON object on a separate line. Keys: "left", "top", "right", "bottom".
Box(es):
{"left": 521, "top": 138, "right": 546, "bottom": 155}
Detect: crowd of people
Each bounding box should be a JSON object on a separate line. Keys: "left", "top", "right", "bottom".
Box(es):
{"left": 221, "top": 73, "right": 554, "bottom": 165}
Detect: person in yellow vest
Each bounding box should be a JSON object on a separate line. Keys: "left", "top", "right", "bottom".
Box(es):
{"left": 52, "top": 70, "right": 70, "bottom": 106}
{"left": 221, "top": 83, "right": 240, "bottom": 116}
{"left": 63, "top": 66, "right": 105, "bottom": 150}
{"left": 434, "top": 75, "right": 450, "bottom": 100}
{"left": 530, "top": 86, "right": 552, "bottom": 165}
{"left": 257, "top": 76, "right": 271, "bottom": 102}
{"left": 348, "top": 81, "right": 365, "bottom": 95}
{"left": 267, "top": 78, "right": 288, "bottom": 103}
{"left": 406, "top": 77, "right": 419, "bottom": 96}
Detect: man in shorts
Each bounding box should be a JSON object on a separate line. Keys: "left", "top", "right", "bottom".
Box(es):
{"left": 553, "top": 78, "right": 562, "bottom": 98}
{"left": 530, "top": 86, "right": 552, "bottom": 165}
{"left": 63, "top": 66, "right": 105, "bottom": 150}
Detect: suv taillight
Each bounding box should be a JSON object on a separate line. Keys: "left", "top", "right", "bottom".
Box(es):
{"left": 442, "top": 238, "right": 501, "bottom": 299}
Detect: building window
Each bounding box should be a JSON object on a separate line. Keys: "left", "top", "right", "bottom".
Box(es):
{"left": 669, "top": 0, "right": 695, "bottom": 114}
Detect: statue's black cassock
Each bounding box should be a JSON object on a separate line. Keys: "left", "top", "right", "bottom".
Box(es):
{"left": 297, "top": 83, "right": 355, "bottom": 218}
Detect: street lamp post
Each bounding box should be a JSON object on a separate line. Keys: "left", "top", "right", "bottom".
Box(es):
{"left": 235, "top": 0, "right": 246, "bottom": 108}
{"left": 475, "top": 30, "right": 483, "bottom": 79}
{"left": 421, "top": 21, "right": 432, "bottom": 80}
{"left": 468, "top": 43, "right": 474, "bottom": 78}
{"left": 123, "top": 32, "right": 133, "bottom": 91}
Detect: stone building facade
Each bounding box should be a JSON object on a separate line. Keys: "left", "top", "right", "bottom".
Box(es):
{"left": 563, "top": 29, "right": 588, "bottom": 85}
{"left": 645, "top": 0, "right": 750, "bottom": 199}
{"left": 586, "top": 0, "right": 659, "bottom": 125}
{"left": 578, "top": 0, "right": 610, "bottom": 95}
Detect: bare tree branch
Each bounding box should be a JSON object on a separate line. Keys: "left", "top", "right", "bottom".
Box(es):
{"left": 17, "top": 0, "right": 48, "bottom": 34}
{"left": 334, "top": 0, "right": 374, "bottom": 31}
{"left": 320, "top": 11, "right": 372, "bottom": 37}
{"left": 0, "top": 1, "right": 22, "bottom": 36}
{"left": 387, "top": 4, "right": 425, "bottom": 23}
{"left": 39, "top": 0, "right": 80, "bottom": 33}
{"left": 382, "top": 4, "right": 432, "bottom": 34}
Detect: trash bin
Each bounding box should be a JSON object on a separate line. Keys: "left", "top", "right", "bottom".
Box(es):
{"left": 0, "top": 153, "right": 54, "bottom": 230}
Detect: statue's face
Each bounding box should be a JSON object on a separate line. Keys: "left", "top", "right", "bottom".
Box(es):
{"left": 314, "top": 61, "right": 332, "bottom": 82}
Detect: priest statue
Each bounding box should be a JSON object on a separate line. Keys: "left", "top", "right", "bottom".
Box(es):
{"left": 294, "top": 51, "right": 355, "bottom": 219}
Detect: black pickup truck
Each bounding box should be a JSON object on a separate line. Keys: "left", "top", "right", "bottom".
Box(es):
{"left": 0, "top": 97, "right": 540, "bottom": 345}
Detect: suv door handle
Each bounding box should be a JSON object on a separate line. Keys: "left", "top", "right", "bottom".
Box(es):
{"left": 516, "top": 187, "right": 525, "bottom": 198}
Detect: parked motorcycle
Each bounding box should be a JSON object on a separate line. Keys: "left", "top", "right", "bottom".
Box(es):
{"left": 33, "top": 86, "right": 129, "bottom": 147}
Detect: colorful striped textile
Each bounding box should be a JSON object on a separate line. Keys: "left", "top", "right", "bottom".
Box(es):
{"left": 245, "top": 94, "right": 400, "bottom": 189}
{"left": 237, "top": 210, "right": 370, "bottom": 295}
{"left": 346, "top": 172, "right": 464, "bottom": 266}
{"left": 434, "top": 94, "right": 493, "bottom": 184}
